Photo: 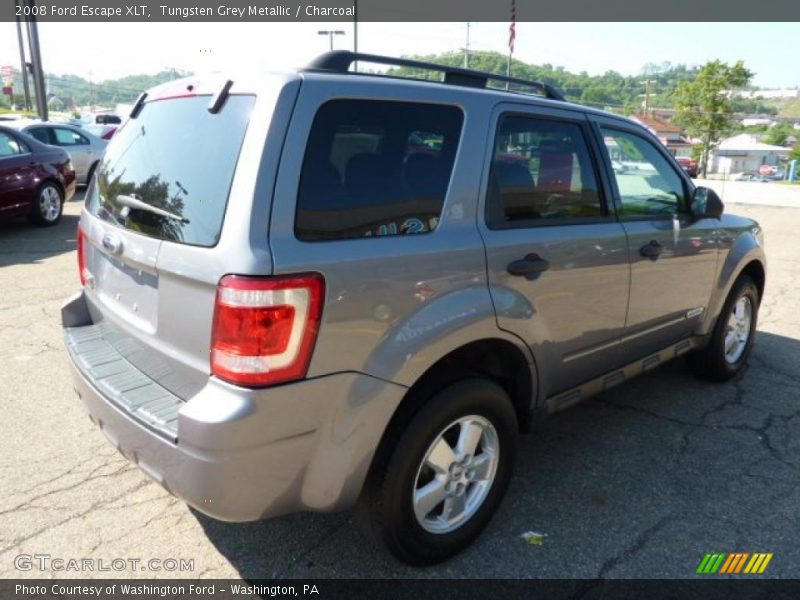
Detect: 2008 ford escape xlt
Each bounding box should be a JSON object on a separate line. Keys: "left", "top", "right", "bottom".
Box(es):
{"left": 62, "top": 52, "right": 766, "bottom": 565}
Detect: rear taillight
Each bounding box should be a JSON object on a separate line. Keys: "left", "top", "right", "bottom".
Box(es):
{"left": 101, "top": 128, "right": 116, "bottom": 140}
{"left": 76, "top": 226, "right": 87, "bottom": 286}
{"left": 211, "top": 274, "right": 325, "bottom": 387}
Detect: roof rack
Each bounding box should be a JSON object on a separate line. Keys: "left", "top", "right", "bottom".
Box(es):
{"left": 305, "top": 51, "right": 566, "bottom": 102}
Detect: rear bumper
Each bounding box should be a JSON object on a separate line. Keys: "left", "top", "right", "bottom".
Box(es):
{"left": 62, "top": 291, "right": 407, "bottom": 522}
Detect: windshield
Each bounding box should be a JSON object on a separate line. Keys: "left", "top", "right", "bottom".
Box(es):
{"left": 86, "top": 94, "right": 255, "bottom": 247}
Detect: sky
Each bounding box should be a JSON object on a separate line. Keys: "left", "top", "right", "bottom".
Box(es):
{"left": 0, "top": 21, "right": 797, "bottom": 88}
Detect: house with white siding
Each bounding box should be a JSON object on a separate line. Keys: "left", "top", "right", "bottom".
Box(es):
{"left": 708, "top": 133, "right": 790, "bottom": 174}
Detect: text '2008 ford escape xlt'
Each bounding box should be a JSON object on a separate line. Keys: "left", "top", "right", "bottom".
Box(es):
{"left": 62, "top": 52, "right": 766, "bottom": 565}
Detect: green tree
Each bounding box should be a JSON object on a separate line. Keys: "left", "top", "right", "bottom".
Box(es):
{"left": 789, "top": 144, "right": 800, "bottom": 165}
{"left": 674, "top": 60, "right": 753, "bottom": 177}
{"left": 763, "top": 123, "right": 794, "bottom": 146}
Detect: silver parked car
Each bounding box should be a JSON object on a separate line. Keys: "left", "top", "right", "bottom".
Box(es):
{"left": 11, "top": 121, "right": 107, "bottom": 185}
{"left": 62, "top": 52, "right": 766, "bottom": 565}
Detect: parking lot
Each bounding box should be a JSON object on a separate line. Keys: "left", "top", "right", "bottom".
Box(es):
{"left": 1, "top": 187, "right": 798, "bottom": 579}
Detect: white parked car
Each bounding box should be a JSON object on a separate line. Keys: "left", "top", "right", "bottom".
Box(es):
{"left": 6, "top": 121, "right": 107, "bottom": 185}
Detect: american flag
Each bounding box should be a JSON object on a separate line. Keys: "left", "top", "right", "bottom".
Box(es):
{"left": 509, "top": 0, "right": 516, "bottom": 55}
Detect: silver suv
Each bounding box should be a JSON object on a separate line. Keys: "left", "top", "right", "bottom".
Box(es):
{"left": 62, "top": 52, "right": 766, "bottom": 565}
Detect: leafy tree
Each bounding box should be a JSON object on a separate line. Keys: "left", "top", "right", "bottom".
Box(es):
{"left": 763, "top": 123, "right": 795, "bottom": 146}
{"left": 389, "top": 51, "right": 701, "bottom": 112}
{"left": 6, "top": 68, "right": 190, "bottom": 109}
{"left": 674, "top": 60, "right": 753, "bottom": 177}
{"left": 789, "top": 144, "right": 800, "bottom": 165}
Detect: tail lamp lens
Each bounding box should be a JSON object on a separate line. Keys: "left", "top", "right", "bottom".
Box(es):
{"left": 211, "top": 274, "right": 324, "bottom": 387}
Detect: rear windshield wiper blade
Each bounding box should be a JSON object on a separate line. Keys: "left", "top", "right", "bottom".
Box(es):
{"left": 116, "top": 194, "right": 190, "bottom": 224}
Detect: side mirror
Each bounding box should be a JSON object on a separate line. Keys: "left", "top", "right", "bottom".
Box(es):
{"left": 691, "top": 186, "right": 724, "bottom": 219}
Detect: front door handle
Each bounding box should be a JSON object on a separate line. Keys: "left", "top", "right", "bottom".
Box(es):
{"left": 639, "top": 240, "right": 663, "bottom": 259}
{"left": 507, "top": 253, "right": 551, "bottom": 278}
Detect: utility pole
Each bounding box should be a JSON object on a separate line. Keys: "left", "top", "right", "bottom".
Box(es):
{"left": 507, "top": 0, "right": 516, "bottom": 90}
{"left": 463, "top": 22, "right": 470, "bottom": 68}
{"left": 644, "top": 79, "right": 653, "bottom": 115}
{"left": 25, "top": 0, "right": 47, "bottom": 121}
{"left": 14, "top": 0, "right": 32, "bottom": 111}
{"left": 318, "top": 30, "right": 345, "bottom": 52}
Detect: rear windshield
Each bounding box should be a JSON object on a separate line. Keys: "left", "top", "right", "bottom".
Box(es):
{"left": 86, "top": 95, "right": 254, "bottom": 247}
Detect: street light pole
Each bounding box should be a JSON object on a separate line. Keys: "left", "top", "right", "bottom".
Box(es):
{"left": 25, "top": 0, "right": 47, "bottom": 121}
{"left": 14, "top": 0, "right": 32, "bottom": 111}
{"left": 353, "top": 0, "right": 358, "bottom": 72}
{"left": 318, "top": 30, "right": 346, "bottom": 52}
{"left": 464, "top": 22, "right": 470, "bottom": 68}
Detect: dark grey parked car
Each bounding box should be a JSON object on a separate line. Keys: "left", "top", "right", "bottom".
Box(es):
{"left": 62, "top": 52, "right": 766, "bottom": 565}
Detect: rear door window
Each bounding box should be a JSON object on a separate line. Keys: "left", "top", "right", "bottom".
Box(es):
{"left": 487, "top": 116, "right": 604, "bottom": 227}
{"left": 86, "top": 95, "right": 254, "bottom": 247}
{"left": 296, "top": 100, "right": 464, "bottom": 241}
{"left": 26, "top": 127, "right": 53, "bottom": 145}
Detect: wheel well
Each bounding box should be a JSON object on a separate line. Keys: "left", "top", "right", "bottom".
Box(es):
{"left": 370, "top": 339, "right": 535, "bottom": 477}
{"left": 740, "top": 260, "right": 765, "bottom": 304}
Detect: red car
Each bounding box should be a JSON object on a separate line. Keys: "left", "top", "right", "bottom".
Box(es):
{"left": 84, "top": 123, "right": 118, "bottom": 140}
{"left": 0, "top": 125, "right": 76, "bottom": 226}
{"left": 676, "top": 156, "right": 698, "bottom": 178}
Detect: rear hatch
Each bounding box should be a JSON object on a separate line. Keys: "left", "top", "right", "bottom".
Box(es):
{"left": 80, "top": 87, "right": 258, "bottom": 399}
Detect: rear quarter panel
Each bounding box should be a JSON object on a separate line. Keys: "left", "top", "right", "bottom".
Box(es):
{"left": 268, "top": 75, "right": 535, "bottom": 388}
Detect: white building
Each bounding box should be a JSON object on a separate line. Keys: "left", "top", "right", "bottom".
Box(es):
{"left": 709, "top": 133, "right": 790, "bottom": 174}
{"left": 729, "top": 89, "right": 800, "bottom": 100}
{"left": 740, "top": 117, "right": 777, "bottom": 128}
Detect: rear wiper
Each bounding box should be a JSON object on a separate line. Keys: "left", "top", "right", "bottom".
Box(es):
{"left": 116, "top": 194, "right": 190, "bottom": 224}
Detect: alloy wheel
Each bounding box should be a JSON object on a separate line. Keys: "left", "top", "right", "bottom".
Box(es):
{"left": 412, "top": 415, "right": 499, "bottom": 534}
{"left": 39, "top": 186, "right": 61, "bottom": 222}
{"left": 724, "top": 296, "right": 752, "bottom": 364}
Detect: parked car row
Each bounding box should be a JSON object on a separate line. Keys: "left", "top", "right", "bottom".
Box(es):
{"left": 4, "top": 121, "right": 108, "bottom": 185}
{"left": 0, "top": 114, "right": 117, "bottom": 227}
{"left": 734, "top": 172, "right": 774, "bottom": 183}
{"left": 0, "top": 124, "right": 76, "bottom": 226}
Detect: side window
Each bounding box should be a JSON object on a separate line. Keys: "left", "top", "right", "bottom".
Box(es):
{"left": 0, "top": 132, "right": 24, "bottom": 157}
{"left": 27, "top": 128, "right": 52, "bottom": 145}
{"left": 296, "top": 100, "right": 463, "bottom": 242}
{"left": 53, "top": 128, "right": 88, "bottom": 146}
{"left": 487, "top": 116, "right": 603, "bottom": 227}
{"left": 600, "top": 128, "right": 688, "bottom": 216}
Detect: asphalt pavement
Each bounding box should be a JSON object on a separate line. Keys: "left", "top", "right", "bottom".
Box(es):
{"left": 1, "top": 191, "right": 798, "bottom": 579}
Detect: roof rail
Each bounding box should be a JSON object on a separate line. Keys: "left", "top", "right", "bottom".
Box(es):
{"left": 305, "top": 51, "right": 566, "bottom": 102}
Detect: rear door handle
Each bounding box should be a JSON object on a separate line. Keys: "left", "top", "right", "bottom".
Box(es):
{"left": 639, "top": 240, "right": 663, "bottom": 259}
{"left": 507, "top": 253, "right": 550, "bottom": 278}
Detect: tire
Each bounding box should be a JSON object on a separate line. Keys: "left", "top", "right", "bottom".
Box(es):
{"left": 358, "top": 378, "right": 518, "bottom": 565}
{"left": 686, "top": 275, "right": 759, "bottom": 381}
{"left": 28, "top": 182, "right": 64, "bottom": 227}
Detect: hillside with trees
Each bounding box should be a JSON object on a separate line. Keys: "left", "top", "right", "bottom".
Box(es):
{"left": 2, "top": 68, "right": 190, "bottom": 110}
{"left": 388, "top": 51, "right": 779, "bottom": 116}
{"left": 1, "top": 52, "right": 792, "bottom": 119}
